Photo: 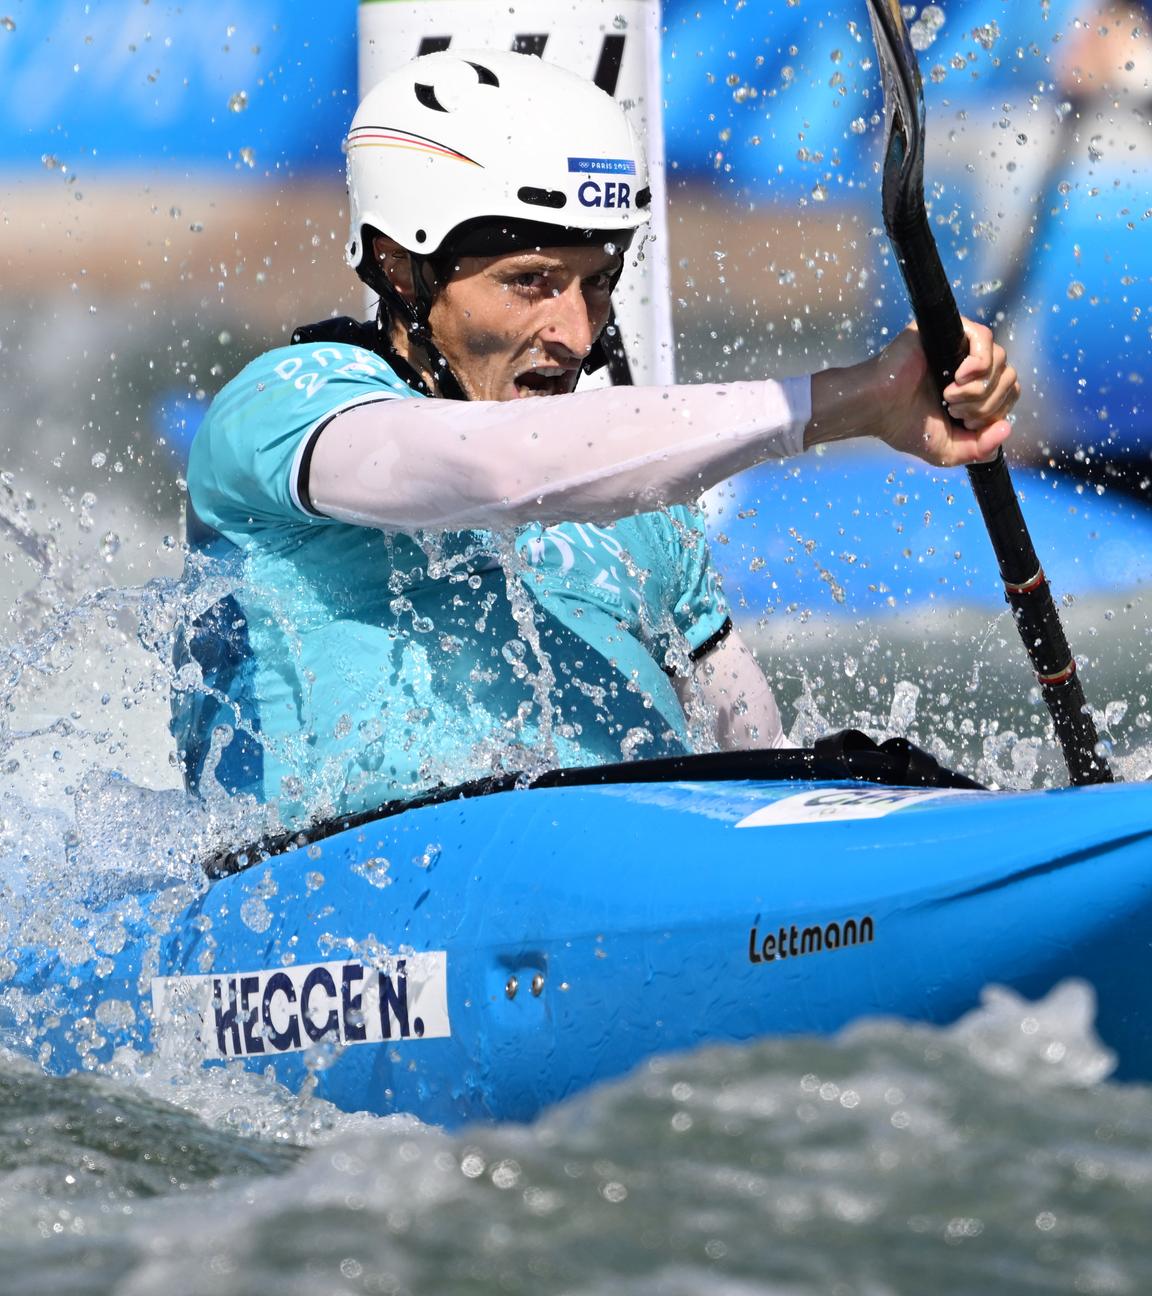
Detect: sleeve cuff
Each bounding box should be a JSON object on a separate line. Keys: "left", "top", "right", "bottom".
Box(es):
{"left": 288, "top": 393, "right": 402, "bottom": 518}
{"left": 765, "top": 374, "right": 812, "bottom": 459}
{"left": 688, "top": 614, "right": 734, "bottom": 662}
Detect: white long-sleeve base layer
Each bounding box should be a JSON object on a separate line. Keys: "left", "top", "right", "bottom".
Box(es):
{"left": 308, "top": 376, "right": 812, "bottom": 532}
{"left": 308, "top": 376, "right": 812, "bottom": 751}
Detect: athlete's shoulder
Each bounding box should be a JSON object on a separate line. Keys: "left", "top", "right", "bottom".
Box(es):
{"left": 193, "top": 337, "right": 419, "bottom": 458}
{"left": 213, "top": 339, "right": 418, "bottom": 411}
{"left": 187, "top": 338, "right": 420, "bottom": 534}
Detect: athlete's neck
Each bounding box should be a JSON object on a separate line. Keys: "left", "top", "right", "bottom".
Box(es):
{"left": 379, "top": 308, "right": 443, "bottom": 397}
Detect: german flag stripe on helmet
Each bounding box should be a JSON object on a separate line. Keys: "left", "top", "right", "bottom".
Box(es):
{"left": 346, "top": 126, "right": 483, "bottom": 167}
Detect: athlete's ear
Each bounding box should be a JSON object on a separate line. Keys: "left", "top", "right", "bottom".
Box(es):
{"left": 373, "top": 235, "right": 416, "bottom": 303}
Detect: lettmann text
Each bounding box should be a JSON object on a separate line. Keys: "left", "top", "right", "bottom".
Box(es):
{"left": 748, "top": 914, "right": 875, "bottom": 965}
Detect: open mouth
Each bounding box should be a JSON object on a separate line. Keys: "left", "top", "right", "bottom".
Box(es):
{"left": 514, "top": 366, "right": 576, "bottom": 398}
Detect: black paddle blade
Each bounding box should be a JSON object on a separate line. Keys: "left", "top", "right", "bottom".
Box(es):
{"left": 865, "top": 0, "right": 967, "bottom": 390}
{"left": 865, "top": 0, "right": 927, "bottom": 236}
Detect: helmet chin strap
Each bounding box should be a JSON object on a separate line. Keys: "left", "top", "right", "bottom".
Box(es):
{"left": 403, "top": 254, "right": 471, "bottom": 402}
{"left": 367, "top": 249, "right": 471, "bottom": 402}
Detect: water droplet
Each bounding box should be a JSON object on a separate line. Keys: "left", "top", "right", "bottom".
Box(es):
{"left": 621, "top": 727, "right": 653, "bottom": 759}
{"left": 90, "top": 451, "right": 106, "bottom": 468}
{"left": 228, "top": 90, "right": 249, "bottom": 113}
{"left": 416, "top": 843, "right": 441, "bottom": 870}
{"left": 971, "top": 20, "right": 1000, "bottom": 50}
{"left": 1105, "top": 700, "right": 1127, "bottom": 729}
{"left": 239, "top": 146, "right": 256, "bottom": 168}
{"left": 352, "top": 856, "right": 393, "bottom": 889}
{"left": 240, "top": 894, "right": 272, "bottom": 934}
{"left": 1067, "top": 281, "right": 1086, "bottom": 300}
{"left": 887, "top": 680, "right": 920, "bottom": 735}
{"left": 1, "top": 16, "right": 15, "bottom": 32}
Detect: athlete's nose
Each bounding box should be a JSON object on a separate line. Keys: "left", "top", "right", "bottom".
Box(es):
{"left": 542, "top": 278, "right": 597, "bottom": 360}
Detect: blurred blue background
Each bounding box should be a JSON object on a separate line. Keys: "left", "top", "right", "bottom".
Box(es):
{"left": 0, "top": 0, "right": 358, "bottom": 174}
{"left": 0, "top": 0, "right": 1086, "bottom": 177}
{"left": 0, "top": 0, "right": 1089, "bottom": 178}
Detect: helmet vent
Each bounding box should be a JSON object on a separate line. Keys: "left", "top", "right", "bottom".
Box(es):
{"left": 465, "top": 61, "right": 500, "bottom": 87}
{"left": 636, "top": 187, "right": 652, "bottom": 209}
{"left": 414, "top": 82, "right": 448, "bottom": 113}
{"left": 517, "top": 186, "right": 567, "bottom": 210}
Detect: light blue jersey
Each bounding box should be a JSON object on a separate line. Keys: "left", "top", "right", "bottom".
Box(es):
{"left": 172, "top": 340, "right": 731, "bottom": 826}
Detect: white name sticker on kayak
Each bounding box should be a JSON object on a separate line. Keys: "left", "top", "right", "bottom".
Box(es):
{"left": 151, "top": 954, "right": 450, "bottom": 1060}
{"left": 736, "top": 787, "right": 977, "bottom": 828}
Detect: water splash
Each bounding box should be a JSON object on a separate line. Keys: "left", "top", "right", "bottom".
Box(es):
{"left": 0, "top": 479, "right": 59, "bottom": 580}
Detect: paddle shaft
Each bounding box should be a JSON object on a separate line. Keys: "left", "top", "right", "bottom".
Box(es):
{"left": 887, "top": 203, "right": 1112, "bottom": 785}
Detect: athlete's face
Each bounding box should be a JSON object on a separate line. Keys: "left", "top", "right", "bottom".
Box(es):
{"left": 426, "top": 244, "right": 621, "bottom": 401}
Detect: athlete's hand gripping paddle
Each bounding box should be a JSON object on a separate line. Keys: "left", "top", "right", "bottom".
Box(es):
{"left": 864, "top": 0, "right": 1112, "bottom": 786}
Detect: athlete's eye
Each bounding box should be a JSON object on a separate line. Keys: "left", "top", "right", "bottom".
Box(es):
{"left": 583, "top": 271, "right": 613, "bottom": 293}
{"left": 509, "top": 271, "right": 549, "bottom": 292}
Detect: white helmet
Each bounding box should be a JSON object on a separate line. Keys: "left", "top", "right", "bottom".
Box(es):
{"left": 344, "top": 48, "right": 651, "bottom": 274}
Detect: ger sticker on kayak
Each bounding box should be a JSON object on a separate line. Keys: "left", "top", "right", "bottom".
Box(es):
{"left": 735, "top": 786, "right": 976, "bottom": 828}
{"left": 151, "top": 953, "right": 450, "bottom": 1060}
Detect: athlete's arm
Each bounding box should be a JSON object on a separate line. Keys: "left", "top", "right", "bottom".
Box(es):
{"left": 673, "top": 625, "right": 790, "bottom": 751}
{"left": 306, "top": 378, "right": 810, "bottom": 531}
{"left": 306, "top": 319, "right": 1017, "bottom": 533}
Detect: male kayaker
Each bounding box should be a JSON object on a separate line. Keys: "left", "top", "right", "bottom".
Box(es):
{"left": 171, "top": 49, "right": 1018, "bottom": 827}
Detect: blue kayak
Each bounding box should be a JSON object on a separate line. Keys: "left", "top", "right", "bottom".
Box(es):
{"left": 12, "top": 750, "right": 1152, "bottom": 1127}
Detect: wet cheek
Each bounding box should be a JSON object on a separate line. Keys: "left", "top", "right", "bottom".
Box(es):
{"left": 459, "top": 328, "right": 514, "bottom": 359}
